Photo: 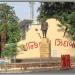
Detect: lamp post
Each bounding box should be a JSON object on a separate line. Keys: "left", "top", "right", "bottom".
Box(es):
{"left": 13, "top": 52, "right": 16, "bottom": 63}
{"left": 40, "top": 51, "right": 42, "bottom": 68}
{"left": 29, "top": 2, "right": 34, "bottom": 23}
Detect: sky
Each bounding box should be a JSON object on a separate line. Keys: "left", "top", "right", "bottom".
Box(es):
{"left": 0, "top": 2, "right": 40, "bottom": 21}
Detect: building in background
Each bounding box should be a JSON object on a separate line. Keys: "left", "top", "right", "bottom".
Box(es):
{"left": 19, "top": 20, "right": 32, "bottom": 40}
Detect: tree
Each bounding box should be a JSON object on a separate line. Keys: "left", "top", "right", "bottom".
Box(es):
{"left": 38, "top": 2, "right": 75, "bottom": 40}
{"left": 2, "top": 43, "right": 17, "bottom": 59}
{"left": 0, "top": 3, "right": 20, "bottom": 43}
{"left": 0, "top": 3, "right": 21, "bottom": 59}
{"left": 7, "top": 14, "right": 21, "bottom": 43}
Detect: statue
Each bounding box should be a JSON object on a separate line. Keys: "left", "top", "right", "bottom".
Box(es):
{"left": 41, "top": 20, "right": 48, "bottom": 38}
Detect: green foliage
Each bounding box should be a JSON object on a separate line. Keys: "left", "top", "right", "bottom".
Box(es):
{"left": 0, "top": 3, "right": 21, "bottom": 58}
{"left": 38, "top": 2, "right": 75, "bottom": 21}
{"left": 2, "top": 43, "right": 17, "bottom": 58}
{"left": 7, "top": 15, "right": 21, "bottom": 43}
{"left": 38, "top": 2, "right": 75, "bottom": 40}
{"left": 0, "top": 3, "right": 20, "bottom": 43}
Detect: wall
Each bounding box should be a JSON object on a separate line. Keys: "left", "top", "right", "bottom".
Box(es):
{"left": 16, "top": 18, "right": 75, "bottom": 59}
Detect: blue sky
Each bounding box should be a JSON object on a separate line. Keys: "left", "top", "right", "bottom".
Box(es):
{"left": 0, "top": 2, "right": 40, "bottom": 21}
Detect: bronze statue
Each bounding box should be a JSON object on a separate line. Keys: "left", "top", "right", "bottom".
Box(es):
{"left": 41, "top": 21, "right": 48, "bottom": 38}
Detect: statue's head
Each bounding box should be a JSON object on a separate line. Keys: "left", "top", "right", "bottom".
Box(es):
{"left": 40, "top": 18, "right": 46, "bottom": 23}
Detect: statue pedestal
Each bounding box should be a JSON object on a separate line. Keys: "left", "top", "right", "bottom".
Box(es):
{"left": 40, "top": 38, "right": 51, "bottom": 59}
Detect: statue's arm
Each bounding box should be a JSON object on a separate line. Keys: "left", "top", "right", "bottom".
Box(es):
{"left": 46, "top": 22, "right": 48, "bottom": 29}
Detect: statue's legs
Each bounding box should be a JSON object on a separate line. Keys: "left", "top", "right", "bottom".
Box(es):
{"left": 42, "top": 30, "right": 44, "bottom": 38}
{"left": 42, "top": 30, "right": 47, "bottom": 38}
{"left": 44, "top": 30, "right": 47, "bottom": 38}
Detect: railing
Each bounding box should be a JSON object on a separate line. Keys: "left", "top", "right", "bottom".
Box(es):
{"left": 0, "top": 62, "right": 60, "bottom": 71}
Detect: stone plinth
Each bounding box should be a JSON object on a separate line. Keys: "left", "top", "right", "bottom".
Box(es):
{"left": 40, "top": 38, "right": 51, "bottom": 59}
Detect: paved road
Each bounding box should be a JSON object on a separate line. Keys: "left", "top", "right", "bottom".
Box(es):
{"left": 0, "top": 67, "right": 75, "bottom": 74}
